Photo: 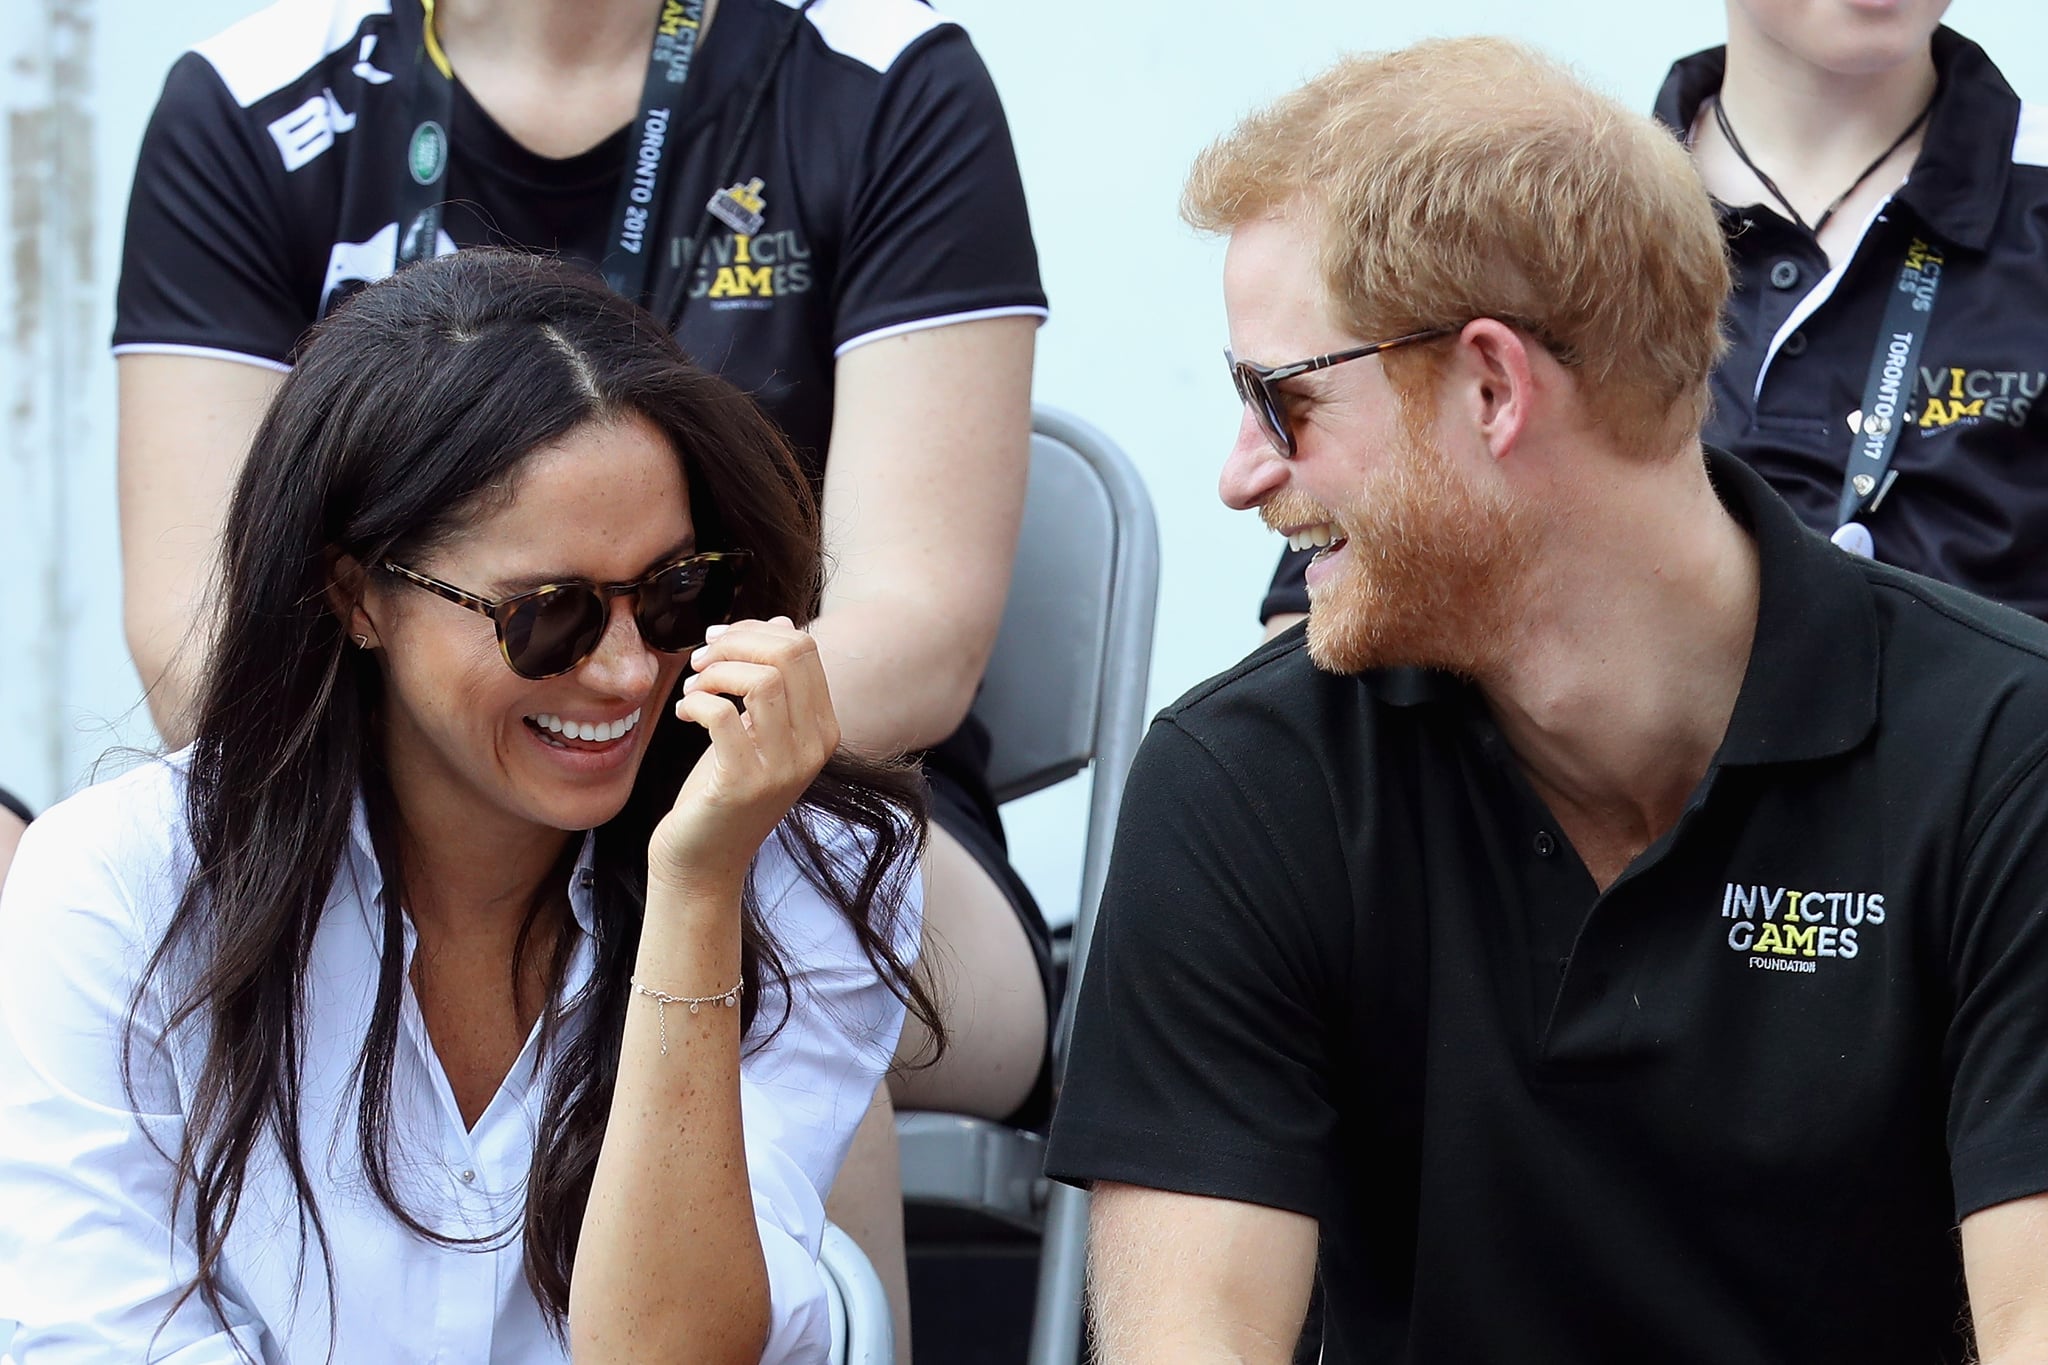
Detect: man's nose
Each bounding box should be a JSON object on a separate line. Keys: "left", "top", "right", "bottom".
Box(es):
{"left": 1218, "top": 407, "right": 1289, "bottom": 511}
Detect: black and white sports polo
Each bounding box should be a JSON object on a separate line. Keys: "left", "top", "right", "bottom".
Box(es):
{"left": 113, "top": 0, "right": 1047, "bottom": 472}
{"left": 1050, "top": 450, "right": 2048, "bottom": 1363}
{"left": 1261, "top": 28, "right": 2046, "bottom": 626}
{"left": 1652, "top": 28, "right": 2048, "bottom": 618}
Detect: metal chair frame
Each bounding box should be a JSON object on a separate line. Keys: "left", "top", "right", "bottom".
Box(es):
{"left": 896, "top": 406, "right": 1161, "bottom": 1365}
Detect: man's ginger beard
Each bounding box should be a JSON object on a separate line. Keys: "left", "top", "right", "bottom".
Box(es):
{"left": 1265, "top": 408, "right": 1537, "bottom": 678}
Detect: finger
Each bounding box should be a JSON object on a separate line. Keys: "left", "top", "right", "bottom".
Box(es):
{"left": 690, "top": 618, "right": 807, "bottom": 667}
{"left": 690, "top": 621, "right": 834, "bottom": 740}
{"left": 683, "top": 659, "right": 796, "bottom": 764}
{"left": 673, "top": 688, "right": 763, "bottom": 783}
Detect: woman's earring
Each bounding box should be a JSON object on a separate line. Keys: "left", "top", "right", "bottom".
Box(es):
{"left": 352, "top": 633, "right": 370, "bottom": 649}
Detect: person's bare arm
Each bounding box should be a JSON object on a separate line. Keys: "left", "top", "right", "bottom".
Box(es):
{"left": 1963, "top": 1193, "right": 2048, "bottom": 1362}
{"left": 1088, "top": 1182, "right": 1319, "bottom": 1365}
{"left": 809, "top": 314, "right": 1035, "bottom": 756}
{"left": 117, "top": 353, "right": 284, "bottom": 746}
{"left": 0, "top": 809, "right": 24, "bottom": 894}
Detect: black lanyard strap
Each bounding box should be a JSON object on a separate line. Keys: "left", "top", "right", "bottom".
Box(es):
{"left": 600, "top": 0, "right": 707, "bottom": 299}
{"left": 395, "top": 0, "right": 707, "bottom": 306}
{"left": 653, "top": 0, "right": 818, "bottom": 333}
{"left": 393, "top": 0, "right": 455, "bottom": 270}
{"left": 1838, "top": 235, "right": 1944, "bottom": 529}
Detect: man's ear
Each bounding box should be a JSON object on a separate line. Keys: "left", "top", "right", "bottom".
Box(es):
{"left": 324, "top": 550, "right": 380, "bottom": 648}
{"left": 1446, "top": 317, "right": 1538, "bottom": 462}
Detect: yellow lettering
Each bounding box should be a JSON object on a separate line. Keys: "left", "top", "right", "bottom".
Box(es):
{"left": 1950, "top": 367, "right": 1968, "bottom": 400}
{"left": 1921, "top": 399, "right": 1948, "bottom": 428}
{"left": 708, "top": 265, "right": 775, "bottom": 298}
{"left": 659, "top": 1, "right": 686, "bottom": 36}
{"left": 1754, "top": 923, "right": 1785, "bottom": 955}
{"left": 734, "top": 234, "right": 752, "bottom": 265}
{"left": 1785, "top": 925, "right": 1819, "bottom": 958}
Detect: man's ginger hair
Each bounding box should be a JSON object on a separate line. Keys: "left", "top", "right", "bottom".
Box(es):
{"left": 1184, "top": 37, "right": 1730, "bottom": 451}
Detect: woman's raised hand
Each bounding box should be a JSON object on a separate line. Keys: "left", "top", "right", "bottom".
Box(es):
{"left": 649, "top": 616, "right": 841, "bottom": 898}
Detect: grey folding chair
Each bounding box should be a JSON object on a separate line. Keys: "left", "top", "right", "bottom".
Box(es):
{"left": 821, "top": 1222, "right": 895, "bottom": 1365}
{"left": 896, "top": 406, "right": 1160, "bottom": 1365}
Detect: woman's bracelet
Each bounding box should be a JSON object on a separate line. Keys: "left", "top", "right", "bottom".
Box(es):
{"left": 630, "top": 974, "right": 745, "bottom": 1054}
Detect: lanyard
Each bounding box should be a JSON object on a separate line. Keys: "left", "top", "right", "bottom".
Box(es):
{"left": 1837, "top": 235, "right": 1945, "bottom": 530}
{"left": 395, "top": 0, "right": 707, "bottom": 305}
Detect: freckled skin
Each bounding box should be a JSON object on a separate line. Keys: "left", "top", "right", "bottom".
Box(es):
{"left": 358, "top": 413, "right": 695, "bottom": 847}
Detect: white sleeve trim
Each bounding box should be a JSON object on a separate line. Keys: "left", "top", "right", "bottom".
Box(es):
{"left": 2015, "top": 101, "right": 2048, "bottom": 169}
{"left": 834, "top": 305, "right": 1048, "bottom": 358}
{"left": 111, "top": 343, "right": 293, "bottom": 375}
{"left": 778, "top": 0, "right": 950, "bottom": 73}
{"left": 194, "top": 0, "right": 392, "bottom": 108}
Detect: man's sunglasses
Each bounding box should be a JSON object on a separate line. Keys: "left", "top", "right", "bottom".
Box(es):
{"left": 1226, "top": 327, "right": 1456, "bottom": 458}
{"left": 379, "top": 551, "right": 751, "bottom": 680}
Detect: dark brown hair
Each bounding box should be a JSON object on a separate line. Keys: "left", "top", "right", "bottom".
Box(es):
{"left": 129, "top": 249, "right": 938, "bottom": 1347}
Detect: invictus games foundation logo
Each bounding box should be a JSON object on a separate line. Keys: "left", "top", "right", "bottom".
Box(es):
{"left": 409, "top": 120, "right": 448, "bottom": 186}
{"left": 1720, "top": 882, "right": 1885, "bottom": 973}
{"left": 670, "top": 181, "right": 813, "bottom": 310}
{"left": 1916, "top": 363, "right": 2044, "bottom": 432}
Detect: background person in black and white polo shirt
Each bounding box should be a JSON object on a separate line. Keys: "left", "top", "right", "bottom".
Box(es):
{"left": 1259, "top": 0, "right": 2048, "bottom": 636}
{"left": 1047, "top": 37, "right": 2048, "bottom": 1365}
{"left": 1657, "top": 0, "right": 2048, "bottom": 613}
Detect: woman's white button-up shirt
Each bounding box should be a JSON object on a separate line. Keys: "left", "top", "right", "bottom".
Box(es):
{"left": 0, "top": 757, "right": 917, "bottom": 1363}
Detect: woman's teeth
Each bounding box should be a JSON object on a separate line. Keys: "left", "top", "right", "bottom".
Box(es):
{"left": 529, "top": 708, "right": 642, "bottom": 744}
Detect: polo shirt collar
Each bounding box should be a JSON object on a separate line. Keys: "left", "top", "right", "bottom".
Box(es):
{"left": 1705, "top": 448, "right": 1878, "bottom": 764}
{"left": 1360, "top": 448, "right": 1878, "bottom": 765}
{"left": 1652, "top": 27, "right": 2018, "bottom": 252}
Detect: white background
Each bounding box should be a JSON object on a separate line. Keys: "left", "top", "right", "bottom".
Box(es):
{"left": 3, "top": 0, "right": 2043, "bottom": 926}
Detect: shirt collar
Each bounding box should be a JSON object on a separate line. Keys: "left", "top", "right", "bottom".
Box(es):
{"left": 1359, "top": 448, "right": 1878, "bottom": 765}
{"left": 1654, "top": 28, "right": 2019, "bottom": 254}
{"left": 1703, "top": 447, "right": 1879, "bottom": 765}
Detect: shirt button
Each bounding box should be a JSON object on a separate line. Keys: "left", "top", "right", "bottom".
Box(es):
{"left": 460, "top": 1169, "right": 476, "bottom": 1184}
{"left": 1533, "top": 831, "right": 1557, "bottom": 858}
{"left": 1769, "top": 259, "right": 1802, "bottom": 290}
{"left": 1780, "top": 330, "right": 1808, "bottom": 357}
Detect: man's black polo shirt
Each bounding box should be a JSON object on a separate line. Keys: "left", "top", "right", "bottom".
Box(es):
{"left": 1048, "top": 451, "right": 2048, "bottom": 1363}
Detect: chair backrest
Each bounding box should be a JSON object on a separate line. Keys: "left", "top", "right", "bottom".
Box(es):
{"left": 819, "top": 1223, "right": 893, "bottom": 1365}
{"left": 969, "top": 407, "right": 1159, "bottom": 1073}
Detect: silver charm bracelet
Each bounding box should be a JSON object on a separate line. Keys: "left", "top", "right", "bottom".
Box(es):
{"left": 631, "top": 974, "right": 745, "bottom": 1055}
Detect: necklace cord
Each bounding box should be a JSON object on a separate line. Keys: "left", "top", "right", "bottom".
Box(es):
{"left": 1710, "top": 92, "right": 1934, "bottom": 237}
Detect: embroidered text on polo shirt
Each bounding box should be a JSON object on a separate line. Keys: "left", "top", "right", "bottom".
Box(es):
{"left": 1720, "top": 881, "right": 1887, "bottom": 967}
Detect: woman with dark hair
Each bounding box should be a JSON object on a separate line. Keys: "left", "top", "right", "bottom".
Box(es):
{"left": 115, "top": 7, "right": 1053, "bottom": 1331}
{"left": 0, "top": 248, "right": 935, "bottom": 1361}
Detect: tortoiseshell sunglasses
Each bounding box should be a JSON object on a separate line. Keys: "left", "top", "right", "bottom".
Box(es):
{"left": 380, "top": 551, "right": 751, "bottom": 680}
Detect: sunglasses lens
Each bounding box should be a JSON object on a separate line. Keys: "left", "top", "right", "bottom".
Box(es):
{"left": 637, "top": 555, "right": 747, "bottom": 654}
{"left": 502, "top": 586, "right": 608, "bottom": 679}
{"left": 1230, "top": 360, "right": 1294, "bottom": 458}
